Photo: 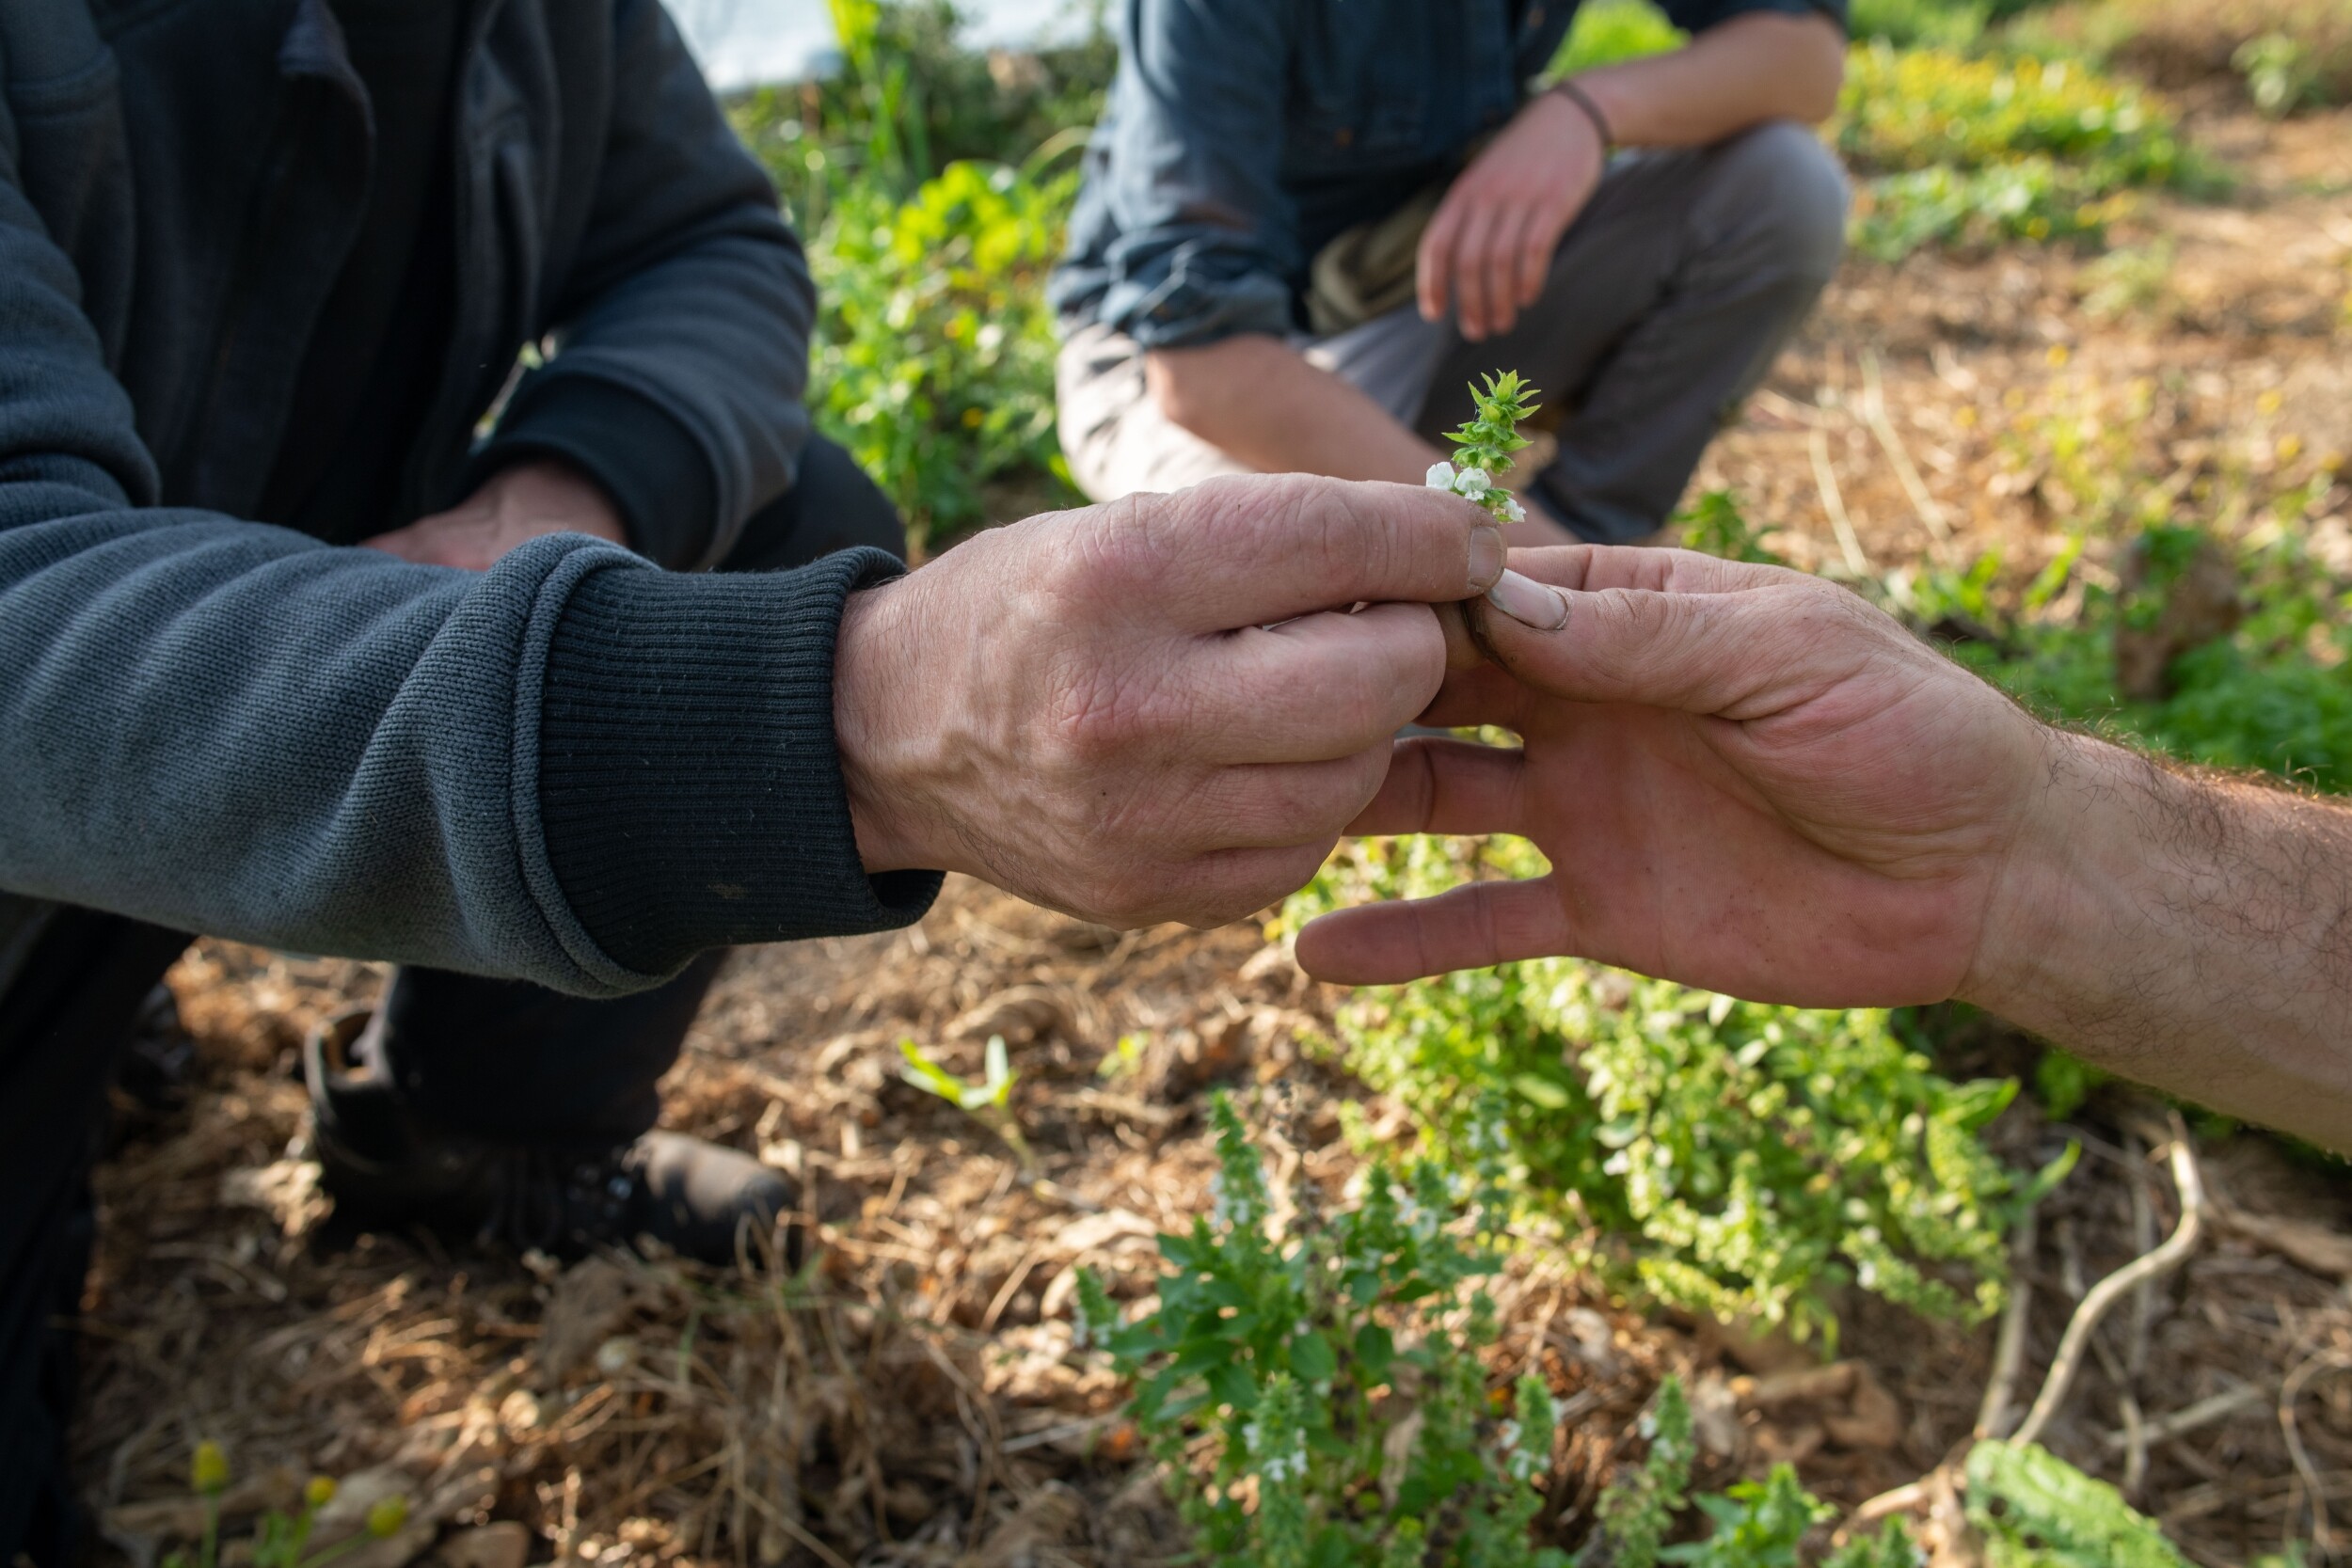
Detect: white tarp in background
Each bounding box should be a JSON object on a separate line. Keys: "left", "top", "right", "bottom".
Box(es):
{"left": 670, "top": 0, "right": 1095, "bottom": 92}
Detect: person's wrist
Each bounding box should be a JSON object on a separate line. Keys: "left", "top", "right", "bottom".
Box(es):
{"left": 1545, "top": 75, "right": 1616, "bottom": 153}
{"left": 1961, "top": 726, "right": 2169, "bottom": 1023}
{"left": 485, "top": 457, "right": 629, "bottom": 545}
{"left": 834, "top": 583, "right": 953, "bottom": 876}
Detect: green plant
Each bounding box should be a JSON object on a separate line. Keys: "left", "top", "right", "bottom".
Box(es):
{"left": 731, "top": 0, "right": 1111, "bottom": 226}
{"left": 1426, "top": 372, "right": 1542, "bottom": 528}
{"left": 807, "top": 156, "right": 1082, "bottom": 545}
{"left": 2076, "top": 239, "right": 2176, "bottom": 321}
{"left": 1962, "top": 1441, "right": 2187, "bottom": 1567}
{"left": 1835, "top": 45, "right": 2199, "bottom": 260}
{"left": 1579, "top": 1380, "right": 1693, "bottom": 1567}
{"left": 164, "top": 1446, "right": 410, "bottom": 1568}
{"left": 1677, "top": 489, "right": 1785, "bottom": 564}
{"left": 901, "top": 1034, "right": 1033, "bottom": 1164}
{"left": 1075, "top": 1095, "right": 1565, "bottom": 1568}
{"left": 1281, "top": 837, "right": 2073, "bottom": 1345}
{"left": 1578, "top": 1379, "right": 1923, "bottom": 1568}
{"left": 2234, "top": 31, "right": 2323, "bottom": 117}
{"left": 1664, "top": 1468, "right": 1825, "bottom": 1567}
{"left": 1550, "top": 0, "right": 1686, "bottom": 73}
{"left": 1921, "top": 525, "right": 2352, "bottom": 791}
{"left": 2031, "top": 1048, "right": 2109, "bottom": 1120}
{"left": 1849, "top": 0, "right": 1992, "bottom": 50}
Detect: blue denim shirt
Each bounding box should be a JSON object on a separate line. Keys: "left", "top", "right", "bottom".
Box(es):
{"left": 1050, "top": 0, "right": 1846, "bottom": 349}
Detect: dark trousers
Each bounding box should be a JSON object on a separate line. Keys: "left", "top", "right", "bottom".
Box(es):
{"left": 1410, "top": 121, "right": 1851, "bottom": 545}
{"left": 0, "top": 435, "right": 902, "bottom": 1564}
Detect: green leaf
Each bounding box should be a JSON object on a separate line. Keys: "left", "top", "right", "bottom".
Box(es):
{"left": 1206, "top": 1360, "right": 1258, "bottom": 1411}
{"left": 1513, "top": 1072, "right": 1574, "bottom": 1110}
{"left": 1964, "top": 1440, "right": 2188, "bottom": 1568}
{"left": 1290, "top": 1330, "right": 1337, "bottom": 1383}
{"left": 1169, "top": 1338, "right": 1232, "bottom": 1377}
{"left": 1353, "top": 1323, "right": 1396, "bottom": 1377}
{"left": 1946, "top": 1076, "right": 2018, "bottom": 1132}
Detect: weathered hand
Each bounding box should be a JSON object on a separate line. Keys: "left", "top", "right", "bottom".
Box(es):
{"left": 834, "top": 475, "right": 1509, "bottom": 929}
{"left": 1296, "top": 546, "right": 2055, "bottom": 1006}
{"left": 361, "top": 459, "right": 628, "bottom": 570}
{"left": 1416, "top": 90, "right": 1604, "bottom": 342}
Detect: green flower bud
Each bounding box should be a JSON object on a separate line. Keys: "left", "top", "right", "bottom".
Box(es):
{"left": 365, "top": 1497, "right": 410, "bottom": 1539}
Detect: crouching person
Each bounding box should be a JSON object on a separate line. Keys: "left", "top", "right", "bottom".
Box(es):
{"left": 1050, "top": 0, "right": 1852, "bottom": 546}
{"left": 2, "top": 3, "right": 1517, "bottom": 1552}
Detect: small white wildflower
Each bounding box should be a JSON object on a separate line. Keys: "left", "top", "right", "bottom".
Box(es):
{"left": 1497, "top": 1419, "right": 1522, "bottom": 1451}
{"left": 1423, "top": 461, "right": 1457, "bottom": 490}
{"left": 1502, "top": 495, "right": 1526, "bottom": 523}
{"left": 1452, "top": 466, "right": 1492, "bottom": 497}
{"left": 1260, "top": 1449, "right": 1307, "bottom": 1483}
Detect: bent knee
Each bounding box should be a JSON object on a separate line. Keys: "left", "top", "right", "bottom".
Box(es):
{"left": 1706, "top": 121, "right": 1851, "bottom": 285}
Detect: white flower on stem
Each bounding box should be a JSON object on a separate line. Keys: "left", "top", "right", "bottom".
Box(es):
{"left": 1423, "top": 461, "right": 1457, "bottom": 491}
{"left": 1502, "top": 495, "right": 1526, "bottom": 523}
{"left": 1451, "top": 467, "right": 1492, "bottom": 497}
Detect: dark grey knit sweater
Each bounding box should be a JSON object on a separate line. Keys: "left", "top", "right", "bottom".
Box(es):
{"left": 0, "top": 0, "right": 940, "bottom": 996}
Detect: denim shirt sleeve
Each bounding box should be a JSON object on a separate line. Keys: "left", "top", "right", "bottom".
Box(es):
{"left": 1072, "top": 0, "right": 1300, "bottom": 350}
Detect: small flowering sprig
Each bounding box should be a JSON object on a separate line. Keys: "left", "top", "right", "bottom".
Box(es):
{"left": 1426, "top": 371, "right": 1541, "bottom": 526}
{"left": 164, "top": 1446, "right": 411, "bottom": 1568}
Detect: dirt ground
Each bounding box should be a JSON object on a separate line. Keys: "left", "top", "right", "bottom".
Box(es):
{"left": 71, "top": 105, "right": 2352, "bottom": 1568}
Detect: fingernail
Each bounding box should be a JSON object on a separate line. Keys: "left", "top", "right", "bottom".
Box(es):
{"left": 1468, "top": 524, "right": 1506, "bottom": 592}
{"left": 1486, "top": 568, "right": 1569, "bottom": 631}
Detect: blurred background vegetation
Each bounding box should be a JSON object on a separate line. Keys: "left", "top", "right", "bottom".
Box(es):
{"left": 725, "top": 0, "right": 2343, "bottom": 546}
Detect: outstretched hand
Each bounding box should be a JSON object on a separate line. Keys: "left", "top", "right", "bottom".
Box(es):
{"left": 1295, "top": 546, "right": 2057, "bottom": 1006}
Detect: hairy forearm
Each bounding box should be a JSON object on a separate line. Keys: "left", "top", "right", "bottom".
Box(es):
{"left": 1574, "top": 12, "right": 1847, "bottom": 147}
{"left": 1971, "top": 730, "right": 2352, "bottom": 1148}
{"left": 1146, "top": 335, "right": 1439, "bottom": 484}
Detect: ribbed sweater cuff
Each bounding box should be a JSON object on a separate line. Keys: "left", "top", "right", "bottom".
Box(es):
{"left": 538, "top": 546, "right": 942, "bottom": 977}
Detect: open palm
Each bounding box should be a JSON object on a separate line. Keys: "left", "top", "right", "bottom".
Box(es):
{"left": 1298, "top": 548, "right": 2053, "bottom": 1006}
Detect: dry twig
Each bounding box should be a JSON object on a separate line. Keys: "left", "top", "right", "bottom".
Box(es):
{"left": 2280, "top": 1350, "right": 2352, "bottom": 1556}
{"left": 1975, "top": 1203, "right": 2039, "bottom": 1441}
{"left": 1858, "top": 350, "right": 1953, "bottom": 544}
{"left": 2010, "top": 1126, "right": 2205, "bottom": 1451}
{"left": 1807, "top": 426, "right": 1871, "bottom": 577}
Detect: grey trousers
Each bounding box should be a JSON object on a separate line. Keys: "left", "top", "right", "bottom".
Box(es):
{"left": 1057, "top": 120, "right": 1850, "bottom": 545}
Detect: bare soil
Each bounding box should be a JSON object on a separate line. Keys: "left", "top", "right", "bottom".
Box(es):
{"left": 72, "top": 106, "right": 2352, "bottom": 1568}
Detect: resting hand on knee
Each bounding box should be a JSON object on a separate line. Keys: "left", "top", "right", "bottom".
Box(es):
{"left": 1417, "top": 92, "right": 1606, "bottom": 343}
{"left": 361, "top": 459, "right": 628, "bottom": 570}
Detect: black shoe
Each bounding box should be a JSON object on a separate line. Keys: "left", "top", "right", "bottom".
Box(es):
{"left": 304, "top": 1007, "right": 798, "bottom": 1266}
